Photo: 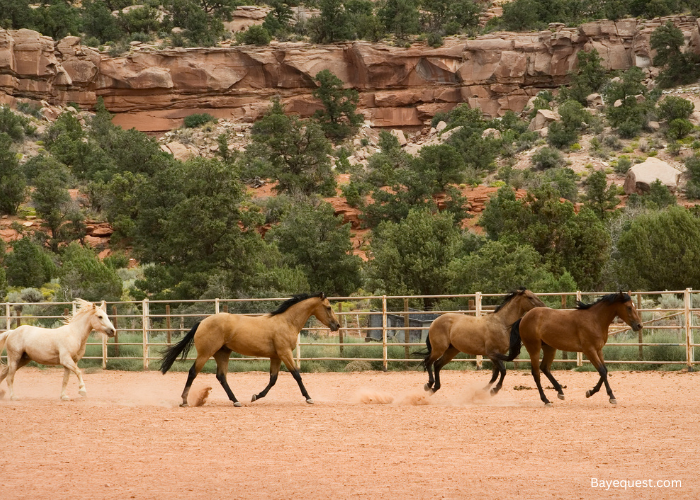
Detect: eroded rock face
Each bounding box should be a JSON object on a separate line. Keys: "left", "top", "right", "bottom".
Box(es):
{"left": 2, "top": 16, "right": 700, "bottom": 131}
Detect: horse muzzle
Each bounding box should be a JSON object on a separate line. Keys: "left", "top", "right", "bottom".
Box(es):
{"left": 329, "top": 321, "right": 340, "bottom": 332}
{"left": 106, "top": 328, "right": 117, "bottom": 338}
{"left": 632, "top": 323, "right": 643, "bottom": 332}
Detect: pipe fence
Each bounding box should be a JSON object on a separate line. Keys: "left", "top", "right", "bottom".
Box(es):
{"left": 1, "top": 290, "right": 698, "bottom": 370}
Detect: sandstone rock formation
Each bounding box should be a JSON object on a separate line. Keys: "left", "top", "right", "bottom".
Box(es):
{"left": 2, "top": 16, "right": 700, "bottom": 132}
{"left": 623, "top": 157, "right": 682, "bottom": 194}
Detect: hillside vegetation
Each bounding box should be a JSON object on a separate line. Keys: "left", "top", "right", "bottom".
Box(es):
{"left": 3, "top": 11, "right": 700, "bottom": 304}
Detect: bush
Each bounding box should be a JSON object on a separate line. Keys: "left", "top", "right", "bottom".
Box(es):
{"left": 658, "top": 96, "right": 694, "bottom": 121}
{"left": 531, "top": 147, "right": 565, "bottom": 170}
{"left": 183, "top": 113, "right": 217, "bottom": 128}
{"left": 236, "top": 25, "right": 272, "bottom": 45}
{"left": 667, "top": 118, "right": 693, "bottom": 140}
{"left": 614, "top": 156, "right": 632, "bottom": 174}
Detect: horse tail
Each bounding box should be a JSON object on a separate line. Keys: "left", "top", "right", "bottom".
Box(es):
{"left": 412, "top": 335, "right": 432, "bottom": 371}
{"left": 159, "top": 321, "right": 200, "bottom": 374}
{"left": 494, "top": 319, "right": 523, "bottom": 362}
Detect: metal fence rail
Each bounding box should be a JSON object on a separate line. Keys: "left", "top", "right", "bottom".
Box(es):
{"left": 1, "top": 290, "right": 698, "bottom": 370}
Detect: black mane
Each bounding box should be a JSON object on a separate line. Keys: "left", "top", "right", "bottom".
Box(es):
{"left": 270, "top": 292, "right": 325, "bottom": 316}
{"left": 494, "top": 287, "right": 527, "bottom": 313}
{"left": 576, "top": 292, "right": 631, "bottom": 310}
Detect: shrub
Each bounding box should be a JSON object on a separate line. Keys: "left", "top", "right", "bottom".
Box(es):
{"left": 614, "top": 156, "right": 632, "bottom": 174}
{"left": 667, "top": 118, "right": 693, "bottom": 140}
{"left": 236, "top": 25, "right": 272, "bottom": 45}
{"left": 658, "top": 96, "right": 694, "bottom": 121}
{"left": 183, "top": 113, "right": 217, "bottom": 128}
{"left": 531, "top": 147, "right": 565, "bottom": 170}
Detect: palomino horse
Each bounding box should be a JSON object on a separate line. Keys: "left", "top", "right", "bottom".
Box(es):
{"left": 0, "top": 299, "right": 116, "bottom": 400}
{"left": 160, "top": 292, "right": 340, "bottom": 407}
{"left": 512, "top": 292, "right": 642, "bottom": 406}
{"left": 422, "top": 288, "right": 545, "bottom": 396}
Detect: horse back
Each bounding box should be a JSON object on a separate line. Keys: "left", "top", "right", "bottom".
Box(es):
{"left": 520, "top": 307, "right": 587, "bottom": 352}
{"left": 198, "top": 313, "right": 280, "bottom": 358}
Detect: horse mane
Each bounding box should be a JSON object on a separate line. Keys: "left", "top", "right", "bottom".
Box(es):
{"left": 576, "top": 292, "right": 631, "bottom": 310}
{"left": 494, "top": 287, "right": 527, "bottom": 313}
{"left": 63, "top": 299, "right": 96, "bottom": 324}
{"left": 269, "top": 293, "right": 325, "bottom": 316}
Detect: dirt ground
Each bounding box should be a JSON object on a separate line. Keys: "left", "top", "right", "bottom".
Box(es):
{"left": 0, "top": 368, "right": 698, "bottom": 499}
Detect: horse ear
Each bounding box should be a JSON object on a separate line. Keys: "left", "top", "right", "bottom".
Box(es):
{"left": 319, "top": 292, "right": 326, "bottom": 300}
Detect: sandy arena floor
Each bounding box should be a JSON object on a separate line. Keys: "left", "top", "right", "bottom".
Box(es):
{"left": 0, "top": 368, "right": 698, "bottom": 499}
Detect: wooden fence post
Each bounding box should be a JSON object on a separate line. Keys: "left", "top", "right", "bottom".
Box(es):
{"left": 576, "top": 291, "right": 582, "bottom": 367}
{"left": 112, "top": 305, "right": 119, "bottom": 357}
{"left": 403, "top": 298, "right": 410, "bottom": 368}
{"left": 382, "top": 296, "right": 388, "bottom": 371}
{"left": 142, "top": 299, "right": 149, "bottom": 370}
{"left": 101, "top": 301, "right": 107, "bottom": 369}
{"left": 561, "top": 294, "right": 568, "bottom": 361}
{"left": 475, "top": 292, "right": 483, "bottom": 369}
{"left": 637, "top": 293, "right": 643, "bottom": 361}
{"left": 685, "top": 288, "right": 694, "bottom": 370}
{"left": 339, "top": 303, "right": 344, "bottom": 356}
{"left": 165, "top": 304, "right": 172, "bottom": 345}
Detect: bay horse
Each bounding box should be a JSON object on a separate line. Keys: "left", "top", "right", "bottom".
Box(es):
{"left": 159, "top": 292, "right": 340, "bottom": 407}
{"left": 0, "top": 299, "right": 116, "bottom": 401}
{"left": 421, "top": 288, "right": 545, "bottom": 396}
{"left": 512, "top": 292, "right": 642, "bottom": 406}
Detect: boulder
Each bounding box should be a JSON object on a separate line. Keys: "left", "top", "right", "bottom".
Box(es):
{"left": 623, "top": 157, "right": 682, "bottom": 195}
{"left": 435, "top": 121, "right": 447, "bottom": 132}
{"left": 586, "top": 93, "right": 603, "bottom": 108}
{"left": 390, "top": 129, "right": 407, "bottom": 146}
{"left": 481, "top": 128, "right": 501, "bottom": 139}
{"left": 528, "top": 109, "right": 558, "bottom": 131}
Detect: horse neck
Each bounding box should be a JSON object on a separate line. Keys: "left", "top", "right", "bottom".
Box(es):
{"left": 493, "top": 298, "right": 527, "bottom": 326}
{"left": 587, "top": 302, "right": 620, "bottom": 329}
{"left": 68, "top": 312, "right": 96, "bottom": 344}
{"left": 283, "top": 300, "right": 318, "bottom": 333}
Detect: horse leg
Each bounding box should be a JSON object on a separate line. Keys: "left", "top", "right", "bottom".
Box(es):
{"left": 526, "top": 343, "right": 551, "bottom": 406}
{"left": 252, "top": 358, "right": 281, "bottom": 402}
{"left": 214, "top": 348, "right": 241, "bottom": 407}
{"left": 6, "top": 355, "right": 30, "bottom": 401}
{"left": 486, "top": 356, "right": 507, "bottom": 396}
{"left": 585, "top": 350, "right": 616, "bottom": 404}
{"left": 59, "top": 353, "right": 86, "bottom": 397}
{"left": 60, "top": 368, "right": 71, "bottom": 401}
{"left": 279, "top": 351, "right": 313, "bottom": 404}
{"left": 433, "top": 345, "right": 460, "bottom": 394}
{"left": 540, "top": 344, "right": 565, "bottom": 401}
{"left": 180, "top": 355, "right": 208, "bottom": 407}
{"left": 483, "top": 365, "right": 499, "bottom": 390}
{"left": 424, "top": 339, "right": 448, "bottom": 392}
{"left": 0, "top": 363, "right": 8, "bottom": 398}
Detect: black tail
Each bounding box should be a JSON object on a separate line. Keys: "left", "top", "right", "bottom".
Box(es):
{"left": 159, "top": 321, "right": 200, "bottom": 374}
{"left": 412, "top": 335, "right": 432, "bottom": 371}
{"left": 494, "top": 318, "right": 522, "bottom": 362}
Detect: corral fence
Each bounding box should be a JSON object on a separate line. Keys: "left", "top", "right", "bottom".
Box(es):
{"left": 1, "top": 290, "right": 698, "bottom": 371}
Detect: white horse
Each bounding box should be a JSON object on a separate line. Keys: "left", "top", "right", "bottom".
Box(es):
{"left": 0, "top": 299, "right": 116, "bottom": 401}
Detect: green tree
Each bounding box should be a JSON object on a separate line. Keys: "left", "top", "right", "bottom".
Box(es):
{"left": 4, "top": 237, "right": 57, "bottom": 289}
{"left": 32, "top": 0, "right": 81, "bottom": 39}
{"left": 0, "top": 132, "right": 27, "bottom": 215}
{"left": 312, "top": 70, "right": 364, "bottom": 140}
{"left": 448, "top": 239, "right": 578, "bottom": 293}
{"left": 0, "top": 0, "right": 34, "bottom": 29}
{"left": 245, "top": 99, "right": 336, "bottom": 196}
{"left": 310, "top": 0, "right": 354, "bottom": 43}
{"left": 82, "top": 0, "right": 124, "bottom": 43}
{"left": 267, "top": 200, "right": 362, "bottom": 296}
{"left": 628, "top": 179, "right": 676, "bottom": 209}
{"left": 59, "top": 243, "right": 123, "bottom": 301}
{"left": 616, "top": 207, "right": 700, "bottom": 290}
{"left": 685, "top": 155, "right": 700, "bottom": 199}
{"left": 377, "top": 0, "right": 420, "bottom": 39}
{"left": 603, "top": 67, "right": 652, "bottom": 138}
{"left": 236, "top": 25, "right": 272, "bottom": 45}
{"left": 32, "top": 162, "right": 72, "bottom": 249}
{"left": 0, "top": 105, "right": 30, "bottom": 141}
{"left": 650, "top": 21, "right": 700, "bottom": 88}
{"left": 561, "top": 49, "right": 608, "bottom": 106}
{"left": 413, "top": 144, "right": 466, "bottom": 192}
{"left": 583, "top": 170, "right": 619, "bottom": 219}
{"left": 0, "top": 239, "right": 7, "bottom": 300}
{"left": 366, "top": 208, "right": 467, "bottom": 306}
{"left": 657, "top": 96, "right": 694, "bottom": 121}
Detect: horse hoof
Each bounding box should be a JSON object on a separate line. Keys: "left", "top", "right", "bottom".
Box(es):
{"left": 61, "top": 395, "right": 70, "bottom": 401}
{"left": 545, "top": 402, "right": 553, "bottom": 407}
{"left": 558, "top": 393, "right": 565, "bottom": 400}
{"left": 79, "top": 390, "right": 87, "bottom": 397}
{"left": 306, "top": 398, "right": 314, "bottom": 405}
{"left": 489, "top": 387, "right": 498, "bottom": 396}
{"left": 609, "top": 398, "right": 617, "bottom": 405}
{"left": 585, "top": 390, "right": 592, "bottom": 398}
{"left": 180, "top": 402, "right": 189, "bottom": 408}
{"left": 0, "top": 390, "right": 5, "bottom": 399}
{"left": 233, "top": 402, "right": 243, "bottom": 407}
{"left": 424, "top": 383, "right": 432, "bottom": 392}
{"left": 251, "top": 394, "right": 257, "bottom": 402}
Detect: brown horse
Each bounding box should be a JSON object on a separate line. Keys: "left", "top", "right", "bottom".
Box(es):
{"left": 512, "top": 292, "right": 642, "bottom": 407}
{"left": 421, "top": 288, "right": 545, "bottom": 396}
{"left": 159, "top": 292, "right": 340, "bottom": 407}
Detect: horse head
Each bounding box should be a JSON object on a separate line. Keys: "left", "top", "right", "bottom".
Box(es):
{"left": 615, "top": 292, "right": 643, "bottom": 332}
{"left": 504, "top": 288, "right": 546, "bottom": 315}
{"left": 312, "top": 292, "right": 340, "bottom": 332}
{"left": 81, "top": 301, "right": 117, "bottom": 337}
